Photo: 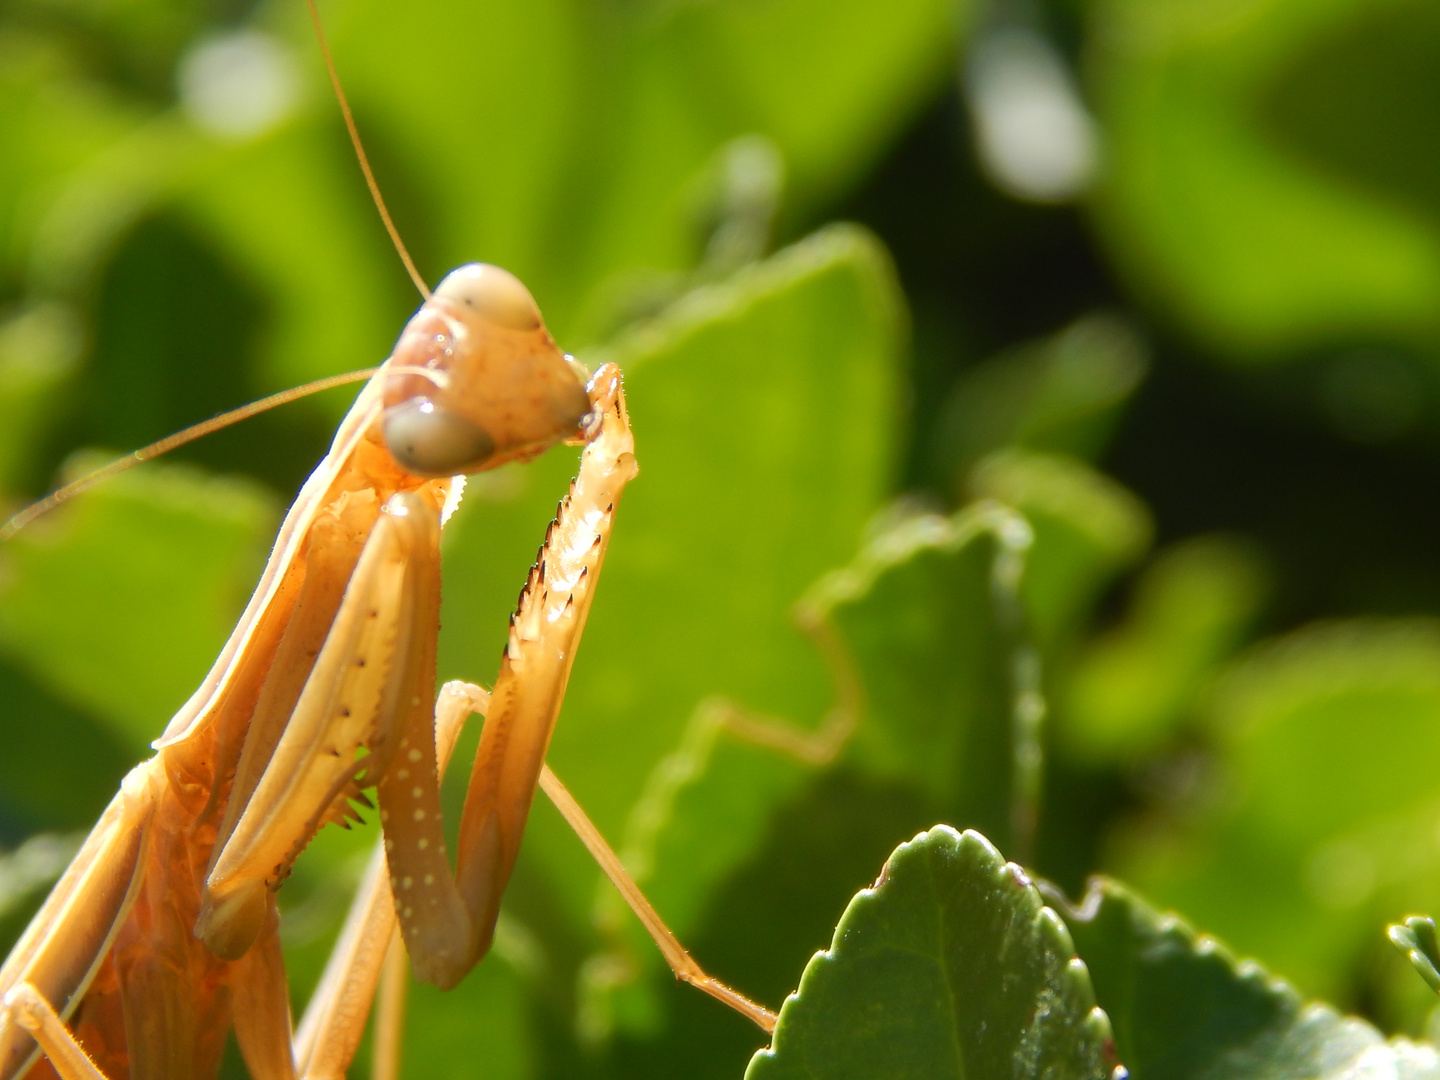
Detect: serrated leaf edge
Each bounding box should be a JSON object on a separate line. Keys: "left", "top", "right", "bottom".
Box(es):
{"left": 1047, "top": 876, "right": 1440, "bottom": 1075}
{"left": 750, "top": 825, "right": 1115, "bottom": 1077}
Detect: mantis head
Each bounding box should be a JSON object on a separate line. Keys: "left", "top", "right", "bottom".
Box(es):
{"left": 381, "top": 264, "right": 592, "bottom": 478}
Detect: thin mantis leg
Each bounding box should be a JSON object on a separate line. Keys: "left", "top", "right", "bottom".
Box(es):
{"left": 370, "top": 935, "right": 408, "bottom": 1080}
{"left": 293, "top": 844, "right": 394, "bottom": 1080}
{"left": 230, "top": 901, "right": 298, "bottom": 1080}
{"left": 537, "top": 765, "right": 777, "bottom": 1033}
{"left": 1, "top": 985, "right": 105, "bottom": 1080}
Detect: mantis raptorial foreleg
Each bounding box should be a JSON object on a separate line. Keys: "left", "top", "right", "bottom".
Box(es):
{"left": 292, "top": 680, "right": 774, "bottom": 1080}
{"left": 292, "top": 680, "right": 484, "bottom": 1079}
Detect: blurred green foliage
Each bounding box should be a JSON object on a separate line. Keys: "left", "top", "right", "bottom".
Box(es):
{"left": 8, "top": 0, "right": 1440, "bottom": 1076}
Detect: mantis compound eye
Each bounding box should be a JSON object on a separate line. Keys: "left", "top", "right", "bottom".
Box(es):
{"left": 433, "top": 263, "right": 541, "bottom": 331}
{"left": 384, "top": 398, "right": 497, "bottom": 477}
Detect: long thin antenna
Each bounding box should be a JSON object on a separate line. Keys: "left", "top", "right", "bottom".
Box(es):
{"left": 0, "top": 368, "right": 378, "bottom": 540}
{"left": 303, "top": 0, "right": 431, "bottom": 300}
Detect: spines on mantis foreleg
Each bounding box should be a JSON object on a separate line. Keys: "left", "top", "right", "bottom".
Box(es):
{"left": 197, "top": 487, "right": 446, "bottom": 963}
{"left": 415, "top": 364, "right": 635, "bottom": 983}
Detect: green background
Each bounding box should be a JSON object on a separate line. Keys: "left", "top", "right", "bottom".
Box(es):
{"left": 6, "top": 0, "right": 1440, "bottom": 1075}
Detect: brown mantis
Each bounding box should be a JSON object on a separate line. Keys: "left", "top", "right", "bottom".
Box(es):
{"left": 0, "top": 7, "right": 779, "bottom": 1078}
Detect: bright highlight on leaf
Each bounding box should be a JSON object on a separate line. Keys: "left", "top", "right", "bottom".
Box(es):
{"left": 1389, "top": 916, "right": 1440, "bottom": 996}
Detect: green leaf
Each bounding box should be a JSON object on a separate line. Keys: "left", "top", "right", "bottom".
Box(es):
{"left": 1390, "top": 917, "right": 1440, "bottom": 997}
{"left": 588, "top": 451, "right": 1165, "bottom": 1044}
{"left": 0, "top": 457, "right": 277, "bottom": 750}
{"left": 746, "top": 826, "right": 1114, "bottom": 1080}
{"left": 1091, "top": 0, "right": 1440, "bottom": 359}
{"left": 595, "top": 462, "right": 1163, "bottom": 1034}
{"left": 0, "top": 27, "right": 152, "bottom": 290}
{"left": 1057, "top": 877, "right": 1440, "bottom": 1080}
{"left": 822, "top": 504, "right": 1025, "bottom": 837}
{"left": 579, "top": 499, "right": 1027, "bottom": 1043}
{"left": 970, "top": 450, "right": 1152, "bottom": 648}
{"left": 931, "top": 314, "right": 1148, "bottom": 487}
{"left": 1061, "top": 535, "right": 1268, "bottom": 763}
{"left": 0, "top": 304, "right": 83, "bottom": 492}
{"left": 1114, "top": 619, "right": 1440, "bottom": 1006}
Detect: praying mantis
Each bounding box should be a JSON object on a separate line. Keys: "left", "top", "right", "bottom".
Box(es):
{"left": 0, "top": 4, "right": 794, "bottom": 1078}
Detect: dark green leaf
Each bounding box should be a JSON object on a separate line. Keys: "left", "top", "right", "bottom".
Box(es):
{"left": 1114, "top": 619, "right": 1440, "bottom": 1005}
{"left": 746, "top": 826, "right": 1114, "bottom": 1080}
{"left": 932, "top": 314, "right": 1147, "bottom": 486}
{"left": 1056, "top": 877, "right": 1440, "bottom": 1080}
{"left": 824, "top": 505, "right": 1021, "bottom": 841}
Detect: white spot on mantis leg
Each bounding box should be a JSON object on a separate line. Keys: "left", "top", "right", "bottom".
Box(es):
{"left": 418, "top": 838, "right": 429, "bottom": 850}
{"left": 401, "top": 877, "right": 413, "bottom": 890}
{"left": 407, "top": 749, "right": 422, "bottom": 763}
{"left": 413, "top": 810, "right": 426, "bottom": 822}
{"left": 412, "top": 787, "right": 423, "bottom": 798}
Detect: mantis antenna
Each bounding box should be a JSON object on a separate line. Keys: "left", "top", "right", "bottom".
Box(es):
{"left": 4, "top": 1, "right": 439, "bottom": 543}
{"left": 302, "top": 0, "right": 431, "bottom": 300}
{"left": 0, "top": 367, "right": 378, "bottom": 540}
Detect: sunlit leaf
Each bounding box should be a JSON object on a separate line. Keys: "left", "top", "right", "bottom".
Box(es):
{"left": 0, "top": 458, "right": 277, "bottom": 749}
{"left": 1390, "top": 916, "right": 1440, "bottom": 997}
